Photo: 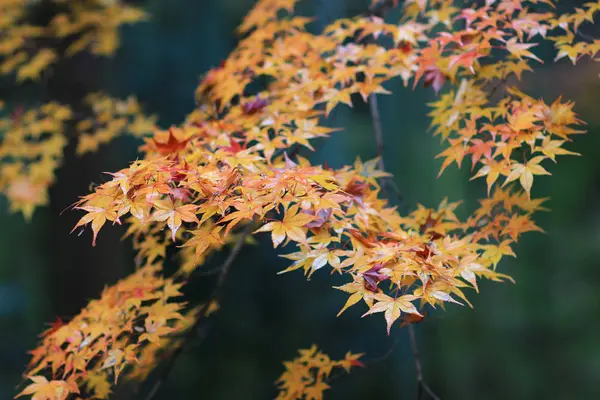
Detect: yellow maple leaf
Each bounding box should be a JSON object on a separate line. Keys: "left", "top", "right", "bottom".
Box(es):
{"left": 255, "top": 204, "right": 316, "bottom": 247}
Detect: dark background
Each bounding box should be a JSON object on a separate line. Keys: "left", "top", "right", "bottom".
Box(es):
{"left": 1, "top": 0, "right": 600, "bottom": 399}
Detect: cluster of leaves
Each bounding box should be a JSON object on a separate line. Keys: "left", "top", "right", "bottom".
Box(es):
{"left": 0, "top": 101, "right": 71, "bottom": 218}
{"left": 276, "top": 345, "right": 363, "bottom": 400}
{"left": 433, "top": 85, "right": 582, "bottom": 197}
{"left": 0, "top": 95, "right": 155, "bottom": 219}
{"left": 16, "top": 263, "right": 206, "bottom": 400}
{"left": 71, "top": 0, "right": 589, "bottom": 333}
{"left": 0, "top": 0, "right": 154, "bottom": 219}
{"left": 76, "top": 93, "right": 157, "bottom": 155}
{"left": 0, "top": 0, "right": 147, "bottom": 81}
{"left": 9, "top": 0, "right": 597, "bottom": 398}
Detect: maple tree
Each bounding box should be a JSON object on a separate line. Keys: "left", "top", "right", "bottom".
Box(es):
{"left": 1, "top": 0, "right": 598, "bottom": 398}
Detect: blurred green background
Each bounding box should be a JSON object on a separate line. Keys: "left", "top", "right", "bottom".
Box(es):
{"left": 1, "top": 0, "right": 600, "bottom": 399}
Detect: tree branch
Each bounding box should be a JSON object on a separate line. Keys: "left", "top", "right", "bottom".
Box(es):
{"left": 408, "top": 325, "right": 440, "bottom": 400}
{"left": 142, "top": 223, "right": 254, "bottom": 400}
{"left": 368, "top": 94, "right": 440, "bottom": 400}
{"left": 369, "top": 94, "right": 386, "bottom": 172}
{"left": 368, "top": 94, "right": 405, "bottom": 207}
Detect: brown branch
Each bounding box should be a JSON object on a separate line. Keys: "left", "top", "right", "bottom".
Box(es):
{"left": 369, "top": 94, "right": 386, "bottom": 172}
{"left": 368, "top": 94, "right": 405, "bottom": 207}
{"left": 408, "top": 325, "right": 440, "bottom": 400}
{"left": 368, "top": 94, "right": 440, "bottom": 400}
{"left": 407, "top": 325, "right": 423, "bottom": 385}
{"left": 142, "top": 223, "right": 254, "bottom": 400}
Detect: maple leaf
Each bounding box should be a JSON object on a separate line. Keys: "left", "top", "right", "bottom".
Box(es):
{"left": 72, "top": 206, "right": 119, "bottom": 246}
{"left": 362, "top": 264, "right": 389, "bottom": 292}
{"left": 39, "top": 317, "right": 66, "bottom": 338}
{"left": 436, "top": 137, "right": 466, "bottom": 176}
{"left": 535, "top": 136, "right": 580, "bottom": 161}
{"left": 184, "top": 226, "right": 224, "bottom": 261}
{"left": 304, "top": 380, "right": 331, "bottom": 400}
{"left": 362, "top": 294, "right": 422, "bottom": 334}
{"left": 502, "top": 214, "right": 544, "bottom": 241}
{"left": 448, "top": 49, "right": 485, "bottom": 73}
{"left": 429, "top": 290, "right": 464, "bottom": 307}
{"left": 398, "top": 312, "right": 425, "bottom": 328}
{"left": 471, "top": 160, "right": 510, "bottom": 195}
{"left": 152, "top": 200, "right": 199, "bottom": 241}
{"left": 222, "top": 137, "right": 247, "bottom": 154}
{"left": 502, "top": 156, "right": 551, "bottom": 198}
{"left": 334, "top": 279, "right": 375, "bottom": 316}
{"left": 16, "top": 376, "right": 79, "bottom": 400}
{"left": 480, "top": 240, "right": 516, "bottom": 270}
{"left": 508, "top": 107, "right": 539, "bottom": 131}
{"left": 149, "top": 129, "right": 190, "bottom": 155}
{"left": 255, "top": 204, "right": 316, "bottom": 247}
{"left": 467, "top": 139, "right": 495, "bottom": 168}
{"left": 139, "top": 316, "right": 176, "bottom": 346}
{"left": 505, "top": 37, "right": 543, "bottom": 63}
{"left": 85, "top": 372, "right": 111, "bottom": 399}
{"left": 422, "top": 66, "right": 447, "bottom": 94}
{"left": 458, "top": 257, "right": 482, "bottom": 292}
{"left": 276, "top": 345, "right": 361, "bottom": 400}
{"left": 324, "top": 89, "right": 353, "bottom": 116}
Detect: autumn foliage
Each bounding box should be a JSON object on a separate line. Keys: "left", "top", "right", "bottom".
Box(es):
{"left": 1, "top": 0, "right": 598, "bottom": 398}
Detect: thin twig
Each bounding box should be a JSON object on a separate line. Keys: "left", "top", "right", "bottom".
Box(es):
{"left": 194, "top": 266, "right": 223, "bottom": 277}
{"left": 143, "top": 223, "right": 254, "bottom": 400}
{"left": 365, "top": 337, "right": 401, "bottom": 365}
{"left": 326, "top": 337, "right": 401, "bottom": 384}
{"left": 215, "top": 224, "right": 253, "bottom": 288}
{"left": 576, "top": 30, "right": 599, "bottom": 42}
